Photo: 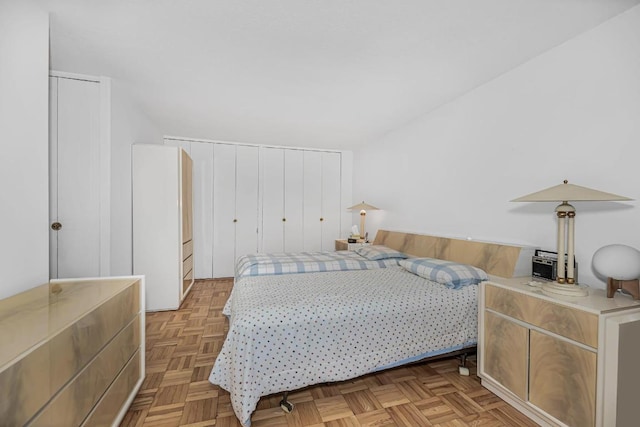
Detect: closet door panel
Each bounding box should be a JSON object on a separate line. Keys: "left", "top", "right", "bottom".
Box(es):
{"left": 54, "top": 77, "right": 101, "bottom": 278}
{"left": 235, "top": 145, "right": 260, "bottom": 259}
{"left": 213, "top": 144, "right": 236, "bottom": 278}
{"left": 261, "top": 148, "right": 284, "bottom": 254}
{"left": 303, "top": 151, "right": 322, "bottom": 252}
{"left": 190, "top": 142, "right": 214, "bottom": 278}
{"left": 284, "top": 150, "right": 304, "bottom": 252}
{"left": 321, "top": 152, "right": 342, "bottom": 250}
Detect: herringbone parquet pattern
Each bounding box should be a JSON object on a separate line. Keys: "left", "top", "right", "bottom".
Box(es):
{"left": 120, "top": 279, "right": 537, "bottom": 427}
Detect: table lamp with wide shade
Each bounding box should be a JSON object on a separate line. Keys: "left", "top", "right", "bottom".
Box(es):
{"left": 347, "top": 201, "right": 379, "bottom": 240}
{"left": 512, "top": 180, "right": 631, "bottom": 297}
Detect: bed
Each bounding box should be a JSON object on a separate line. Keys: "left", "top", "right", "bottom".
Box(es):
{"left": 210, "top": 231, "right": 536, "bottom": 426}
{"left": 235, "top": 245, "right": 407, "bottom": 279}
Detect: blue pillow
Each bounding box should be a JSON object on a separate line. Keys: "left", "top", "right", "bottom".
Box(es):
{"left": 355, "top": 245, "right": 408, "bottom": 261}
{"left": 399, "top": 257, "right": 488, "bottom": 289}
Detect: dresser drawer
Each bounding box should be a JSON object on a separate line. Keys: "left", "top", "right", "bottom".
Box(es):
{"left": 183, "top": 254, "right": 193, "bottom": 278}
{"left": 82, "top": 348, "right": 141, "bottom": 427}
{"left": 183, "top": 239, "right": 193, "bottom": 261}
{"left": 29, "top": 316, "right": 140, "bottom": 426}
{"left": 485, "top": 284, "right": 598, "bottom": 348}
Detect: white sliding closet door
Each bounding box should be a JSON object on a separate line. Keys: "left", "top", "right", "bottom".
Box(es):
{"left": 303, "top": 151, "right": 322, "bottom": 252}
{"left": 213, "top": 144, "right": 236, "bottom": 277}
{"left": 49, "top": 76, "right": 101, "bottom": 279}
{"left": 235, "top": 145, "right": 260, "bottom": 259}
{"left": 261, "top": 148, "right": 285, "bottom": 253}
{"left": 321, "top": 152, "right": 342, "bottom": 250}
{"left": 190, "top": 142, "right": 214, "bottom": 278}
{"left": 284, "top": 149, "right": 304, "bottom": 252}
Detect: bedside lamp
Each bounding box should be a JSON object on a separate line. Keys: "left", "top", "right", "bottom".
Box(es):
{"left": 347, "top": 201, "right": 379, "bottom": 241}
{"left": 592, "top": 244, "right": 640, "bottom": 300}
{"left": 512, "top": 180, "right": 631, "bottom": 297}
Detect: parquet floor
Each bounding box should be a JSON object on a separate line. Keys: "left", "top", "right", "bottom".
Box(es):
{"left": 120, "top": 279, "right": 538, "bottom": 427}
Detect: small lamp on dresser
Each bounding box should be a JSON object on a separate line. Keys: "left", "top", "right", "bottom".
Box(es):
{"left": 592, "top": 244, "right": 640, "bottom": 299}
{"left": 347, "top": 201, "right": 379, "bottom": 241}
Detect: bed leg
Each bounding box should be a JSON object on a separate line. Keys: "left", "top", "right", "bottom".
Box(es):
{"left": 279, "top": 392, "right": 294, "bottom": 413}
{"left": 458, "top": 353, "right": 470, "bottom": 376}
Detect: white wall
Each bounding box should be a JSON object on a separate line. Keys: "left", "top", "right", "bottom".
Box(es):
{"left": 110, "top": 79, "right": 163, "bottom": 275}
{"left": 0, "top": 1, "right": 50, "bottom": 299}
{"left": 353, "top": 5, "right": 640, "bottom": 289}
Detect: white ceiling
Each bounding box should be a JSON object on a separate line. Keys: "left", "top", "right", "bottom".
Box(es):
{"left": 36, "top": 0, "right": 640, "bottom": 149}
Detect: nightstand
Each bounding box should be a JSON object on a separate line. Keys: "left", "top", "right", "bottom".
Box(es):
{"left": 478, "top": 277, "right": 640, "bottom": 427}
{"left": 335, "top": 239, "right": 370, "bottom": 251}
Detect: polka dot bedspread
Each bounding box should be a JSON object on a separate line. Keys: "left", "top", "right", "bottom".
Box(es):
{"left": 208, "top": 266, "right": 478, "bottom": 426}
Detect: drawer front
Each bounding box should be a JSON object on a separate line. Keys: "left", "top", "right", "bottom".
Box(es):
{"left": 0, "top": 282, "right": 139, "bottom": 426}
{"left": 183, "top": 239, "right": 193, "bottom": 261}
{"left": 529, "top": 330, "right": 596, "bottom": 427}
{"left": 483, "top": 311, "right": 528, "bottom": 400}
{"left": 183, "top": 268, "right": 193, "bottom": 295}
{"left": 485, "top": 284, "right": 598, "bottom": 348}
{"left": 82, "top": 349, "right": 141, "bottom": 427}
{"left": 183, "top": 254, "right": 193, "bottom": 278}
{"left": 29, "top": 316, "right": 140, "bottom": 427}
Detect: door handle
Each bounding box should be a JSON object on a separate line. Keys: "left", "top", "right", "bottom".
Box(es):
{"left": 51, "top": 222, "right": 62, "bottom": 231}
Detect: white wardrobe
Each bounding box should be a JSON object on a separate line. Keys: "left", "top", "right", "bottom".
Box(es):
{"left": 165, "top": 137, "right": 352, "bottom": 279}
{"left": 132, "top": 144, "right": 194, "bottom": 310}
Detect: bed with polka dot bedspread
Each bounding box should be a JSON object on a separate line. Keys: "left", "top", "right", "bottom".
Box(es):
{"left": 209, "top": 266, "right": 478, "bottom": 426}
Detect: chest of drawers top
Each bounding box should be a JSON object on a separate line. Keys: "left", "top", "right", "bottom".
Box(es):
{"left": 0, "top": 277, "right": 140, "bottom": 371}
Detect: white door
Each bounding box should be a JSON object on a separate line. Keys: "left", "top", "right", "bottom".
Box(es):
{"left": 213, "top": 144, "right": 236, "bottom": 277}
{"left": 261, "top": 147, "right": 284, "bottom": 253}
{"left": 321, "top": 152, "right": 342, "bottom": 250}
{"left": 284, "top": 149, "right": 304, "bottom": 252}
{"left": 303, "top": 151, "right": 322, "bottom": 251}
{"left": 190, "top": 142, "right": 214, "bottom": 278}
{"left": 49, "top": 76, "right": 102, "bottom": 279}
{"left": 235, "top": 145, "right": 260, "bottom": 259}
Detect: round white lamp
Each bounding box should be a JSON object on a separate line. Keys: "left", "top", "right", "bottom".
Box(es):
{"left": 592, "top": 244, "right": 640, "bottom": 300}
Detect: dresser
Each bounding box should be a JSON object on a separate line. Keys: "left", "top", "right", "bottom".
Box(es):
{"left": 478, "top": 278, "right": 640, "bottom": 427}
{"left": 0, "top": 276, "right": 145, "bottom": 426}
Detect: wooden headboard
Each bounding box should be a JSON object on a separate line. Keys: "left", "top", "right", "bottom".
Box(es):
{"left": 373, "top": 230, "right": 536, "bottom": 278}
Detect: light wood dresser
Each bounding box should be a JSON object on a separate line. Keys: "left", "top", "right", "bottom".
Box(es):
{"left": 479, "top": 278, "right": 640, "bottom": 427}
{"left": 0, "top": 276, "right": 145, "bottom": 426}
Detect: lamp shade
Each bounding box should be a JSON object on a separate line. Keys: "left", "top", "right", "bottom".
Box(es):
{"left": 511, "top": 180, "right": 632, "bottom": 202}
{"left": 348, "top": 201, "right": 379, "bottom": 211}
{"left": 592, "top": 244, "right": 640, "bottom": 280}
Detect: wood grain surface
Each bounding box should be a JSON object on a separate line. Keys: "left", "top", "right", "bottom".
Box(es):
{"left": 485, "top": 284, "right": 598, "bottom": 348}
{"left": 373, "top": 230, "right": 526, "bottom": 278}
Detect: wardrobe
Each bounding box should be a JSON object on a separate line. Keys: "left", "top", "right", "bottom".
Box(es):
{"left": 132, "top": 144, "right": 194, "bottom": 310}
{"left": 165, "top": 137, "right": 352, "bottom": 279}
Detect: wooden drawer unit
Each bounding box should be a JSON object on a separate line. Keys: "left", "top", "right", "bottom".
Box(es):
{"left": 0, "top": 277, "right": 145, "bottom": 427}
{"left": 479, "top": 278, "right": 640, "bottom": 427}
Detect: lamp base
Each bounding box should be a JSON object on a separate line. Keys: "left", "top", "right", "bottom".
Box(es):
{"left": 607, "top": 278, "right": 640, "bottom": 300}
{"left": 541, "top": 281, "right": 589, "bottom": 297}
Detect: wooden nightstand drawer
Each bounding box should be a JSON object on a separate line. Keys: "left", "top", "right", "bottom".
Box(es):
{"left": 485, "top": 284, "right": 598, "bottom": 348}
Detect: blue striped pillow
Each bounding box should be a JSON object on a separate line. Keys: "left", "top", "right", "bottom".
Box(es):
{"left": 399, "top": 257, "right": 488, "bottom": 289}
